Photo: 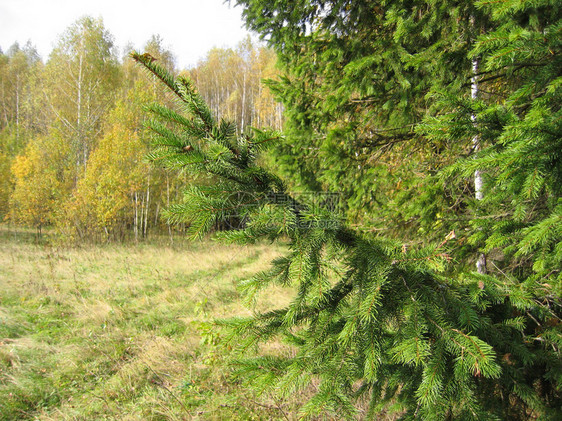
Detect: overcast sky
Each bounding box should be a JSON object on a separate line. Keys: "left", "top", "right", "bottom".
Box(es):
{"left": 0, "top": 0, "right": 253, "bottom": 69}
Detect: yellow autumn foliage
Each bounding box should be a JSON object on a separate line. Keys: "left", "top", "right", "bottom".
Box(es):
{"left": 0, "top": 152, "right": 13, "bottom": 219}
{"left": 61, "top": 80, "right": 156, "bottom": 240}
{"left": 10, "top": 134, "right": 72, "bottom": 230}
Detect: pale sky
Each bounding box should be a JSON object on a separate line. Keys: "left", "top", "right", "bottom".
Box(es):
{"left": 0, "top": 0, "right": 253, "bottom": 69}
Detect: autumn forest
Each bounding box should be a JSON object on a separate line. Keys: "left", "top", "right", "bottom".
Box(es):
{"left": 1, "top": 0, "right": 561, "bottom": 418}
{"left": 0, "top": 16, "right": 281, "bottom": 241}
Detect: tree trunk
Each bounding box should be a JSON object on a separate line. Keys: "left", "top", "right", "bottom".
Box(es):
{"left": 471, "top": 45, "right": 486, "bottom": 274}
{"left": 15, "top": 75, "right": 20, "bottom": 142}
{"left": 240, "top": 72, "right": 247, "bottom": 132}
{"left": 166, "top": 173, "right": 173, "bottom": 243}
{"left": 144, "top": 179, "right": 150, "bottom": 238}
{"left": 77, "top": 49, "right": 83, "bottom": 166}
{"left": 133, "top": 192, "right": 139, "bottom": 242}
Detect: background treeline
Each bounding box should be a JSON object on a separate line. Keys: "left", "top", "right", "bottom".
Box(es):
{"left": 0, "top": 16, "right": 282, "bottom": 242}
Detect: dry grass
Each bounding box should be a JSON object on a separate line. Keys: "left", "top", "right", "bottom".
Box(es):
{"left": 0, "top": 226, "right": 296, "bottom": 420}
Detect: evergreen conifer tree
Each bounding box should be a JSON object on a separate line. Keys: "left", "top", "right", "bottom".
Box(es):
{"left": 233, "top": 0, "right": 490, "bottom": 246}
{"left": 132, "top": 37, "right": 560, "bottom": 419}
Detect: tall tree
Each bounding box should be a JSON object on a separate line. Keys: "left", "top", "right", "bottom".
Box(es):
{"left": 132, "top": 12, "right": 561, "bottom": 411}
{"left": 234, "top": 0, "right": 489, "bottom": 253}
{"left": 62, "top": 79, "right": 161, "bottom": 241}
{"left": 0, "top": 42, "right": 43, "bottom": 146}
{"left": 0, "top": 151, "right": 11, "bottom": 219}
{"left": 188, "top": 38, "right": 282, "bottom": 132}
{"left": 10, "top": 133, "right": 72, "bottom": 233}
{"left": 43, "top": 16, "right": 120, "bottom": 174}
{"left": 61, "top": 38, "right": 182, "bottom": 242}
{"left": 130, "top": 0, "right": 561, "bottom": 417}
{"left": 422, "top": 0, "right": 562, "bottom": 310}
{"left": 0, "top": 42, "right": 44, "bottom": 221}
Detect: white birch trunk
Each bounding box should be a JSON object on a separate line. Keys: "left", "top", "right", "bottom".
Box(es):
{"left": 133, "top": 192, "right": 139, "bottom": 242}
{"left": 144, "top": 177, "right": 150, "bottom": 238}
{"left": 154, "top": 203, "right": 160, "bottom": 225}
{"left": 15, "top": 75, "right": 20, "bottom": 142}
{"left": 0, "top": 79, "right": 7, "bottom": 126}
{"left": 240, "top": 72, "right": 247, "bottom": 132}
{"left": 166, "top": 173, "right": 173, "bottom": 243}
{"left": 471, "top": 53, "right": 486, "bottom": 274}
{"left": 77, "top": 53, "right": 83, "bottom": 143}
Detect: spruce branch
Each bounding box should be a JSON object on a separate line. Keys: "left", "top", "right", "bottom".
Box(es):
{"left": 132, "top": 49, "right": 561, "bottom": 419}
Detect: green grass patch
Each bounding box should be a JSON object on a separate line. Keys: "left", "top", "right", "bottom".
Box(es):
{"left": 0, "top": 229, "right": 300, "bottom": 420}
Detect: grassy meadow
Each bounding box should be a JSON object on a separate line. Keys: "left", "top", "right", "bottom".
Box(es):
{"left": 0, "top": 226, "right": 301, "bottom": 420}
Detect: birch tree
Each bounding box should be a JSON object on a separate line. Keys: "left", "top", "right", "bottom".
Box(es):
{"left": 43, "top": 16, "right": 120, "bottom": 175}
{"left": 189, "top": 38, "right": 282, "bottom": 132}
{"left": 10, "top": 133, "right": 72, "bottom": 233}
